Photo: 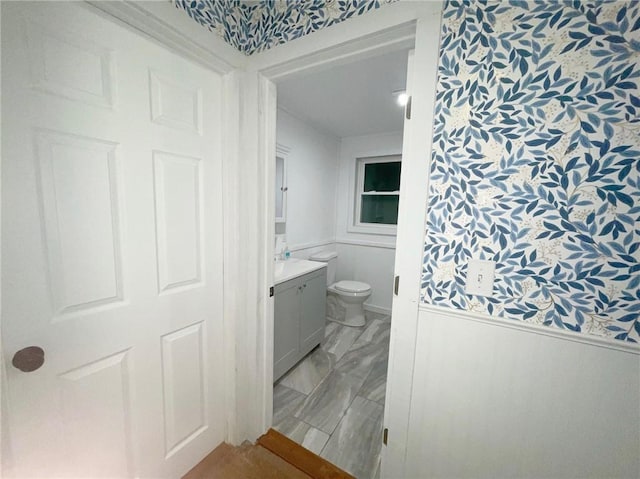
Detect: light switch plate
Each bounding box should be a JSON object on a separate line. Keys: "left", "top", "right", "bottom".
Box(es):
{"left": 465, "top": 259, "right": 496, "bottom": 297}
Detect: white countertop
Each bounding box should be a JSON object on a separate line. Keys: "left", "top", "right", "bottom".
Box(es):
{"left": 274, "top": 258, "right": 327, "bottom": 285}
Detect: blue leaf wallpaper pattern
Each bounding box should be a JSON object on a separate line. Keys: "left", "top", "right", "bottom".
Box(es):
{"left": 173, "top": 0, "right": 394, "bottom": 55}
{"left": 421, "top": 0, "right": 640, "bottom": 343}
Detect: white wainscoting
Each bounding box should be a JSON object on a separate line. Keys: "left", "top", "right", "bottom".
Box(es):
{"left": 404, "top": 304, "right": 640, "bottom": 479}
{"left": 335, "top": 241, "right": 396, "bottom": 312}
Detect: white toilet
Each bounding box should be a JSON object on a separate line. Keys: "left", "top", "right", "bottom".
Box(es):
{"left": 309, "top": 250, "right": 371, "bottom": 327}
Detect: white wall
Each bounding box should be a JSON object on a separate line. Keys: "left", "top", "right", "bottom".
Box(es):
{"left": 334, "top": 131, "right": 403, "bottom": 312}
{"left": 335, "top": 242, "right": 395, "bottom": 313}
{"left": 273, "top": 121, "right": 401, "bottom": 312}
{"left": 276, "top": 108, "right": 339, "bottom": 254}
{"left": 405, "top": 305, "right": 640, "bottom": 479}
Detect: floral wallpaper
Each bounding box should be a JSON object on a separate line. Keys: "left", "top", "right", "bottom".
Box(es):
{"left": 173, "top": 0, "right": 393, "bottom": 55}
{"left": 421, "top": 0, "right": 640, "bottom": 343}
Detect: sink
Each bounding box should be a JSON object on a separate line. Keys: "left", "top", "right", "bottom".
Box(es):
{"left": 274, "top": 258, "right": 326, "bottom": 285}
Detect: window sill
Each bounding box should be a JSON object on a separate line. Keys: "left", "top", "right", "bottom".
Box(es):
{"left": 347, "top": 223, "right": 397, "bottom": 236}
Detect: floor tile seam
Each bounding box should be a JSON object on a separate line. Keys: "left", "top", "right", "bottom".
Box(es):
{"left": 273, "top": 401, "right": 304, "bottom": 422}
{"left": 275, "top": 394, "right": 308, "bottom": 424}
{"left": 353, "top": 365, "right": 379, "bottom": 402}
{"left": 350, "top": 320, "right": 379, "bottom": 349}
{"left": 316, "top": 387, "right": 363, "bottom": 453}
{"left": 318, "top": 404, "right": 384, "bottom": 477}
{"left": 293, "top": 363, "right": 369, "bottom": 419}
{"left": 308, "top": 388, "right": 358, "bottom": 439}
{"left": 284, "top": 383, "right": 312, "bottom": 397}
{"left": 350, "top": 328, "right": 391, "bottom": 352}
{"left": 293, "top": 344, "right": 343, "bottom": 402}
{"left": 325, "top": 331, "right": 361, "bottom": 363}
{"left": 276, "top": 383, "right": 309, "bottom": 400}
{"left": 298, "top": 416, "right": 327, "bottom": 436}
{"left": 334, "top": 335, "right": 383, "bottom": 364}
{"left": 353, "top": 394, "right": 385, "bottom": 415}
{"left": 275, "top": 414, "right": 331, "bottom": 449}
{"left": 289, "top": 375, "right": 340, "bottom": 428}
{"left": 293, "top": 365, "right": 334, "bottom": 406}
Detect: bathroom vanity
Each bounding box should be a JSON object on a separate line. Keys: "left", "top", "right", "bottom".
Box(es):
{"left": 273, "top": 260, "right": 327, "bottom": 381}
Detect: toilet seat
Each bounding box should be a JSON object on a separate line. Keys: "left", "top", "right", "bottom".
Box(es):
{"left": 334, "top": 280, "right": 370, "bottom": 293}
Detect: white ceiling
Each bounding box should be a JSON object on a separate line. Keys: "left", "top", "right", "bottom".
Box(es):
{"left": 276, "top": 49, "right": 410, "bottom": 139}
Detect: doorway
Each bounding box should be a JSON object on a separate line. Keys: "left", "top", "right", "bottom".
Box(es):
{"left": 269, "top": 48, "right": 411, "bottom": 477}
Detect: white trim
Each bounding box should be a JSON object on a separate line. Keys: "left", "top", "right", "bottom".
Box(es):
{"left": 419, "top": 303, "right": 640, "bottom": 356}
{"left": 255, "top": 6, "right": 443, "bottom": 477}
{"left": 0, "top": 2, "right": 6, "bottom": 464}
{"left": 335, "top": 238, "right": 396, "bottom": 250}
{"left": 84, "top": 1, "right": 244, "bottom": 73}
{"left": 291, "top": 237, "right": 399, "bottom": 252}
{"left": 382, "top": 9, "right": 444, "bottom": 476}
{"left": 275, "top": 143, "right": 289, "bottom": 224}
{"left": 364, "top": 304, "right": 392, "bottom": 316}
{"left": 345, "top": 146, "right": 403, "bottom": 238}
{"left": 224, "top": 70, "right": 274, "bottom": 444}
{"left": 259, "top": 75, "right": 277, "bottom": 437}
{"left": 251, "top": 1, "right": 442, "bottom": 77}
{"left": 289, "top": 239, "right": 335, "bottom": 253}
{"left": 352, "top": 154, "right": 401, "bottom": 235}
{"left": 261, "top": 25, "right": 415, "bottom": 82}
{"left": 275, "top": 143, "right": 291, "bottom": 156}
{"left": 221, "top": 71, "right": 241, "bottom": 445}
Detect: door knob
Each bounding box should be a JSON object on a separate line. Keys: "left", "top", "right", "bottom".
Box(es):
{"left": 12, "top": 346, "right": 45, "bottom": 372}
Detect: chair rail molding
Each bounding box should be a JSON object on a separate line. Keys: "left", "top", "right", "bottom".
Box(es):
{"left": 419, "top": 303, "right": 640, "bottom": 356}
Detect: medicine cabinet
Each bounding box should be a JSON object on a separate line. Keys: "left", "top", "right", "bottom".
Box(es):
{"left": 275, "top": 144, "right": 289, "bottom": 224}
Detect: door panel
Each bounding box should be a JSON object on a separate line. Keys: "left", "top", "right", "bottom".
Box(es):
{"left": 57, "top": 350, "right": 134, "bottom": 478}
{"left": 161, "top": 322, "right": 207, "bottom": 458}
{"left": 273, "top": 281, "right": 300, "bottom": 381}
{"left": 153, "top": 151, "right": 203, "bottom": 294}
{"left": 299, "top": 270, "right": 326, "bottom": 354}
{"left": 35, "top": 130, "right": 124, "bottom": 317}
{"left": 25, "top": 19, "right": 116, "bottom": 109}
{"left": 2, "top": 3, "right": 224, "bottom": 477}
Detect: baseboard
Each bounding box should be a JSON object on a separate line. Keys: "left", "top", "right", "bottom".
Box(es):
{"left": 364, "top": 304, "right": 392, "bottom": 316}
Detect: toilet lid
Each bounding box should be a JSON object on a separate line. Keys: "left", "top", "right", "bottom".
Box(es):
{"left": 334, "top": 280, "right": 370, "bottom": 293}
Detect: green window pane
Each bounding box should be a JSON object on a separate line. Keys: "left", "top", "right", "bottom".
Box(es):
{"left": 360, "top": 195, "right": 399, "bottom": 225}
{"left": 363, "top": 161, "right": 401, "bottom": 192}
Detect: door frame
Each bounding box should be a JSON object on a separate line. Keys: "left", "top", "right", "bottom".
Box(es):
{"left": 251, "top": 2, "right": 443, "bottom": 474}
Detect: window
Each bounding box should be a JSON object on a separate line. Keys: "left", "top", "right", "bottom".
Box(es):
{"left": 354, "top": 155, "right": 401, "bottom": 232}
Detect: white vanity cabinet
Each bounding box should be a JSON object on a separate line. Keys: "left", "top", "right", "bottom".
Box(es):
{"left": 274, "top": 266, "right": 327, "bottom": 381}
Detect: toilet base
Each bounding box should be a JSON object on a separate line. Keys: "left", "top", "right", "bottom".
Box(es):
{"left": 327, "top": 293, "right": 367, "bottom": 328}
{"left": 327, "top": 315, "right": 366, "bottom": 328}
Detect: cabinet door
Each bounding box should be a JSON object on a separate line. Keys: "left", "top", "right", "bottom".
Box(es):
{"left": 299, "top": 270, "right": 327, "bottom": 355}
{"left": 273, "top": 281, "right": 300, "bottom": 381}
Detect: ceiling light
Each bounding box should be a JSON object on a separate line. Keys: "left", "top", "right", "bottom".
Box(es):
{"left": 395, "top": 91, "right": 409, "bottom": 107}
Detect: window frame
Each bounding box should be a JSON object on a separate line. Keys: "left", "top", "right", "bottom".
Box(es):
{"left": 350, "top": 154, "right": 401, "bottom": 236}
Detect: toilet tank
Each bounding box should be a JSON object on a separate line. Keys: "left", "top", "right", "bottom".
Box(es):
{"left": 309, "top": 250, "right": 338, "bottom": 285}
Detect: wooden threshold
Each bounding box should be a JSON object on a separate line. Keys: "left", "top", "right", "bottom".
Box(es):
{"left": 182, "top": 441, "right": 311, "bottom": 479}
{"left": 257, "top": 428, "right": 356, "bottom": 479}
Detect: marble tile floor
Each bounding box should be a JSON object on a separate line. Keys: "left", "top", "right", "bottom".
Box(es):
{"left": 273, "top": 310, "right": 391, "bottom": 479}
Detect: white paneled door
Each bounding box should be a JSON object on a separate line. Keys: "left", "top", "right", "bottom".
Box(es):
{"left": 2, "top": 3, "right": 225, "bottom": 477}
